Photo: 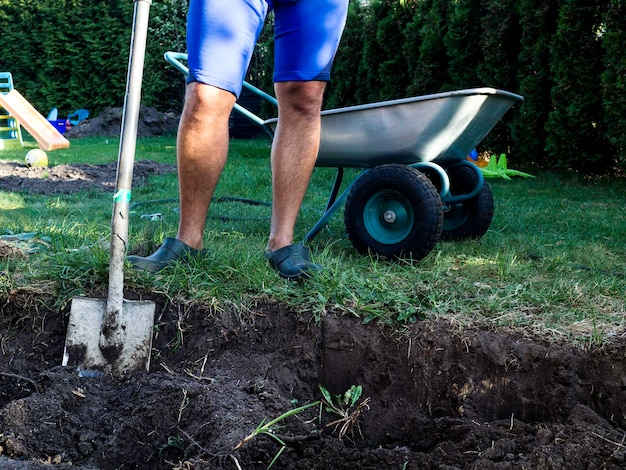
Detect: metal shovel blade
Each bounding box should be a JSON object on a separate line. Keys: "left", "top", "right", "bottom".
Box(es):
{"left": 62, "top": 297, "right": 154, "bottom": 377}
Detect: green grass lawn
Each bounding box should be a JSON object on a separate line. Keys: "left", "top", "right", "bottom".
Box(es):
{"left": 1, "top": 136, "right": 625, "bottom": 346}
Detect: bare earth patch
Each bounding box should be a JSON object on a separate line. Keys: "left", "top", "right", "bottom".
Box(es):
{"left": 1, "top": 133, "right": 625, "bottom": 469}
{"left": 0, "top": 160, "right": 174, "bottom": 195}
{"left": 0, "top": 294, "right": 625, "bottom": 470}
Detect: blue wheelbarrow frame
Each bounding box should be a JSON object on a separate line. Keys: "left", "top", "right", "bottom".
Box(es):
{"left": 165, "top": 52, "right": 523, "bottom": 259}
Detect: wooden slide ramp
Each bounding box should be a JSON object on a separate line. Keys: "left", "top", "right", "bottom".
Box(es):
{"left": 0, "top": 89, "right": 70, "bottom": 151}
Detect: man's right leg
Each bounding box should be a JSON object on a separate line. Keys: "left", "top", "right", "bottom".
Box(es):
{"left": 127, "top": 83, "right": 235, "bottom": 272}
{"left": 175, "top": 0, "right": 266, "bottom": 250}
{"left": 175, "top": 83, "right": 236, "bottom": 250}
{"left": 128, "top": 0, "right": 266, "bottom": 272}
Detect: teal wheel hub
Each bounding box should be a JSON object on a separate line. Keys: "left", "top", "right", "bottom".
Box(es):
{"left": 363, "top": 190, "right": 414, "bottom": 244}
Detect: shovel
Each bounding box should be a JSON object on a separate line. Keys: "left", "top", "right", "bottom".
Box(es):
{"left": 62, "top": 0, "right": 155, "bottom": 378}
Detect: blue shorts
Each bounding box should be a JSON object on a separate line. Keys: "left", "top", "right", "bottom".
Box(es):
{"left": 186, "top": 0, "right": 348, "bottom": 97}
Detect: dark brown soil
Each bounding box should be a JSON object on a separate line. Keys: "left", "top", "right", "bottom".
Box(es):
{"left": 0, "top": 160, "right": 175, "bottom": 194}
{"left": 1, "top": 139, "right": 625, "bottom": 469}
{"left": 1, "top": 293, "right": 625, "bottom": 470}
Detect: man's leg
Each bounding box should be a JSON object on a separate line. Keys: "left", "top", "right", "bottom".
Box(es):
{"left": 176, "top": 82, "right": 236, "bottom": 250}
{"left": 266, "top": 80, "right": 325, "bottom": 253}
{"left": 127, "top": 83, "right": 235, "bottom": 272}
{"left": 265, "top": 0, "right": 348, "bottom": 279}
{"left": 128, "top": 0, "right": 266, "bottom": 272}
{"left": 263, "top": 80, "right": 326, "bottom": 280}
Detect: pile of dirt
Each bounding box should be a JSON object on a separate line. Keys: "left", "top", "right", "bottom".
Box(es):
{"left": 0, "top": 160, "right": 175, "bottom": 194}
{"left": 65, "top": 107, "right": 179, "bottom": 138}
{"left": 0, "top": 292, "right": 625, "bottom": 470}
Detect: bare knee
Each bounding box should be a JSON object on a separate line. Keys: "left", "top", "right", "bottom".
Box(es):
{"left": 183, "top": 82, "right": 236, "bottom": 124}
{"left": 275, "top": 81, "right": 326, "bottom": 120}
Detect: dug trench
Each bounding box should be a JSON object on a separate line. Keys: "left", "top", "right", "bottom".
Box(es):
{"left": 0, "top": 293, "right": 625, "bottom": 470}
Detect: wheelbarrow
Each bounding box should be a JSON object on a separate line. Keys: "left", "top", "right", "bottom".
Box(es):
{"left": 165, "top": 51, "right": 523, "bottom": 260}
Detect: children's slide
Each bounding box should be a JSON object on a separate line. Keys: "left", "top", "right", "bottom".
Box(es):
{"left": 0, "top": 89, "right": 70, "bottom": 151}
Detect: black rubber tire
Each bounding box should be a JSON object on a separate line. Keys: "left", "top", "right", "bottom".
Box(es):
{"left": 440, "top": 164, "right": 494, "bottom": 241}
{"left": 344, "top": 164, "right": 443, "bottom": 260}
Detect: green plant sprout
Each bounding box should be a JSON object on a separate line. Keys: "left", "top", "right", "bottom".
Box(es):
{"left": 481, "top": 153, "right": 535, "bottom": 179}
{"left": 230, "top": 385, "right": 371, "bottom": 468}
{"left": 319, "top": 384, "right": 371, "bottom": 440}
{"left": 230, "top": 401, "right": 320, "bottom": 469}
{"left": 158, "top": 435, "right": 186, "bottom": 456}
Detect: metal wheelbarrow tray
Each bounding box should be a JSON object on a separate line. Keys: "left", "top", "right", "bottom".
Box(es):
{"left": 165, "top": 52, "right": 523, "bottom": 260}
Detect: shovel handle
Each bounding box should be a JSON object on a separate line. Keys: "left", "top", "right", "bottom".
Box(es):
{"left": 108, "top": 0, "right": 152, "bottom": 312}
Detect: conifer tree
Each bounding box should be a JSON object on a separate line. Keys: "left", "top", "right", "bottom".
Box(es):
{"left": 545, "top": 0, "right": 612, "bottom": 172}
{"left": 354, "top": 1, "right": 387, "bottom": 103}
{"left": 444, "top": 0, "right": 483, "bottom": 89}
{"left": 601, "top": 0, "right": 626, "bottom": 171}
{"left": 478, "top": 0, "right": 521, "bottom": 89}
{"left": 511, "top": 0, "right": 559, "bottom": 166}
{"left": 405, "top": 0, "right": 450, "bottom": 95}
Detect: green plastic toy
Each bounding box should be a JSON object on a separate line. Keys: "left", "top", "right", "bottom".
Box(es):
{"left": 480, "top": 153, "right": 535, "bottom": 179}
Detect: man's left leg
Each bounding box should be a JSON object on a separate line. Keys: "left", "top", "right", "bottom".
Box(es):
{"left": 264, "top": 80, "right": 325, "bottom": 280}
{"left": 265, "top": 0, "right": 348, "bottom": 280}
{"left": 266, "top": 80, "right": 325, "bottom": 253}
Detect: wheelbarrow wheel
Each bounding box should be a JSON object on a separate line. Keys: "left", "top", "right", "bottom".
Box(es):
{"left": 344, "top": 164, "right": 443, "bottom": 260}
{"left": 441, "top": 164, "right": 494, "bottom": 241}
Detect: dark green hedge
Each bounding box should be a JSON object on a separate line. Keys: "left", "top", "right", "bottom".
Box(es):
{"left": 0, "top": 0, "right": 623, "bottom": 173}
{"left": 0, "top": 0, "right": 187, "bottom": 117}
